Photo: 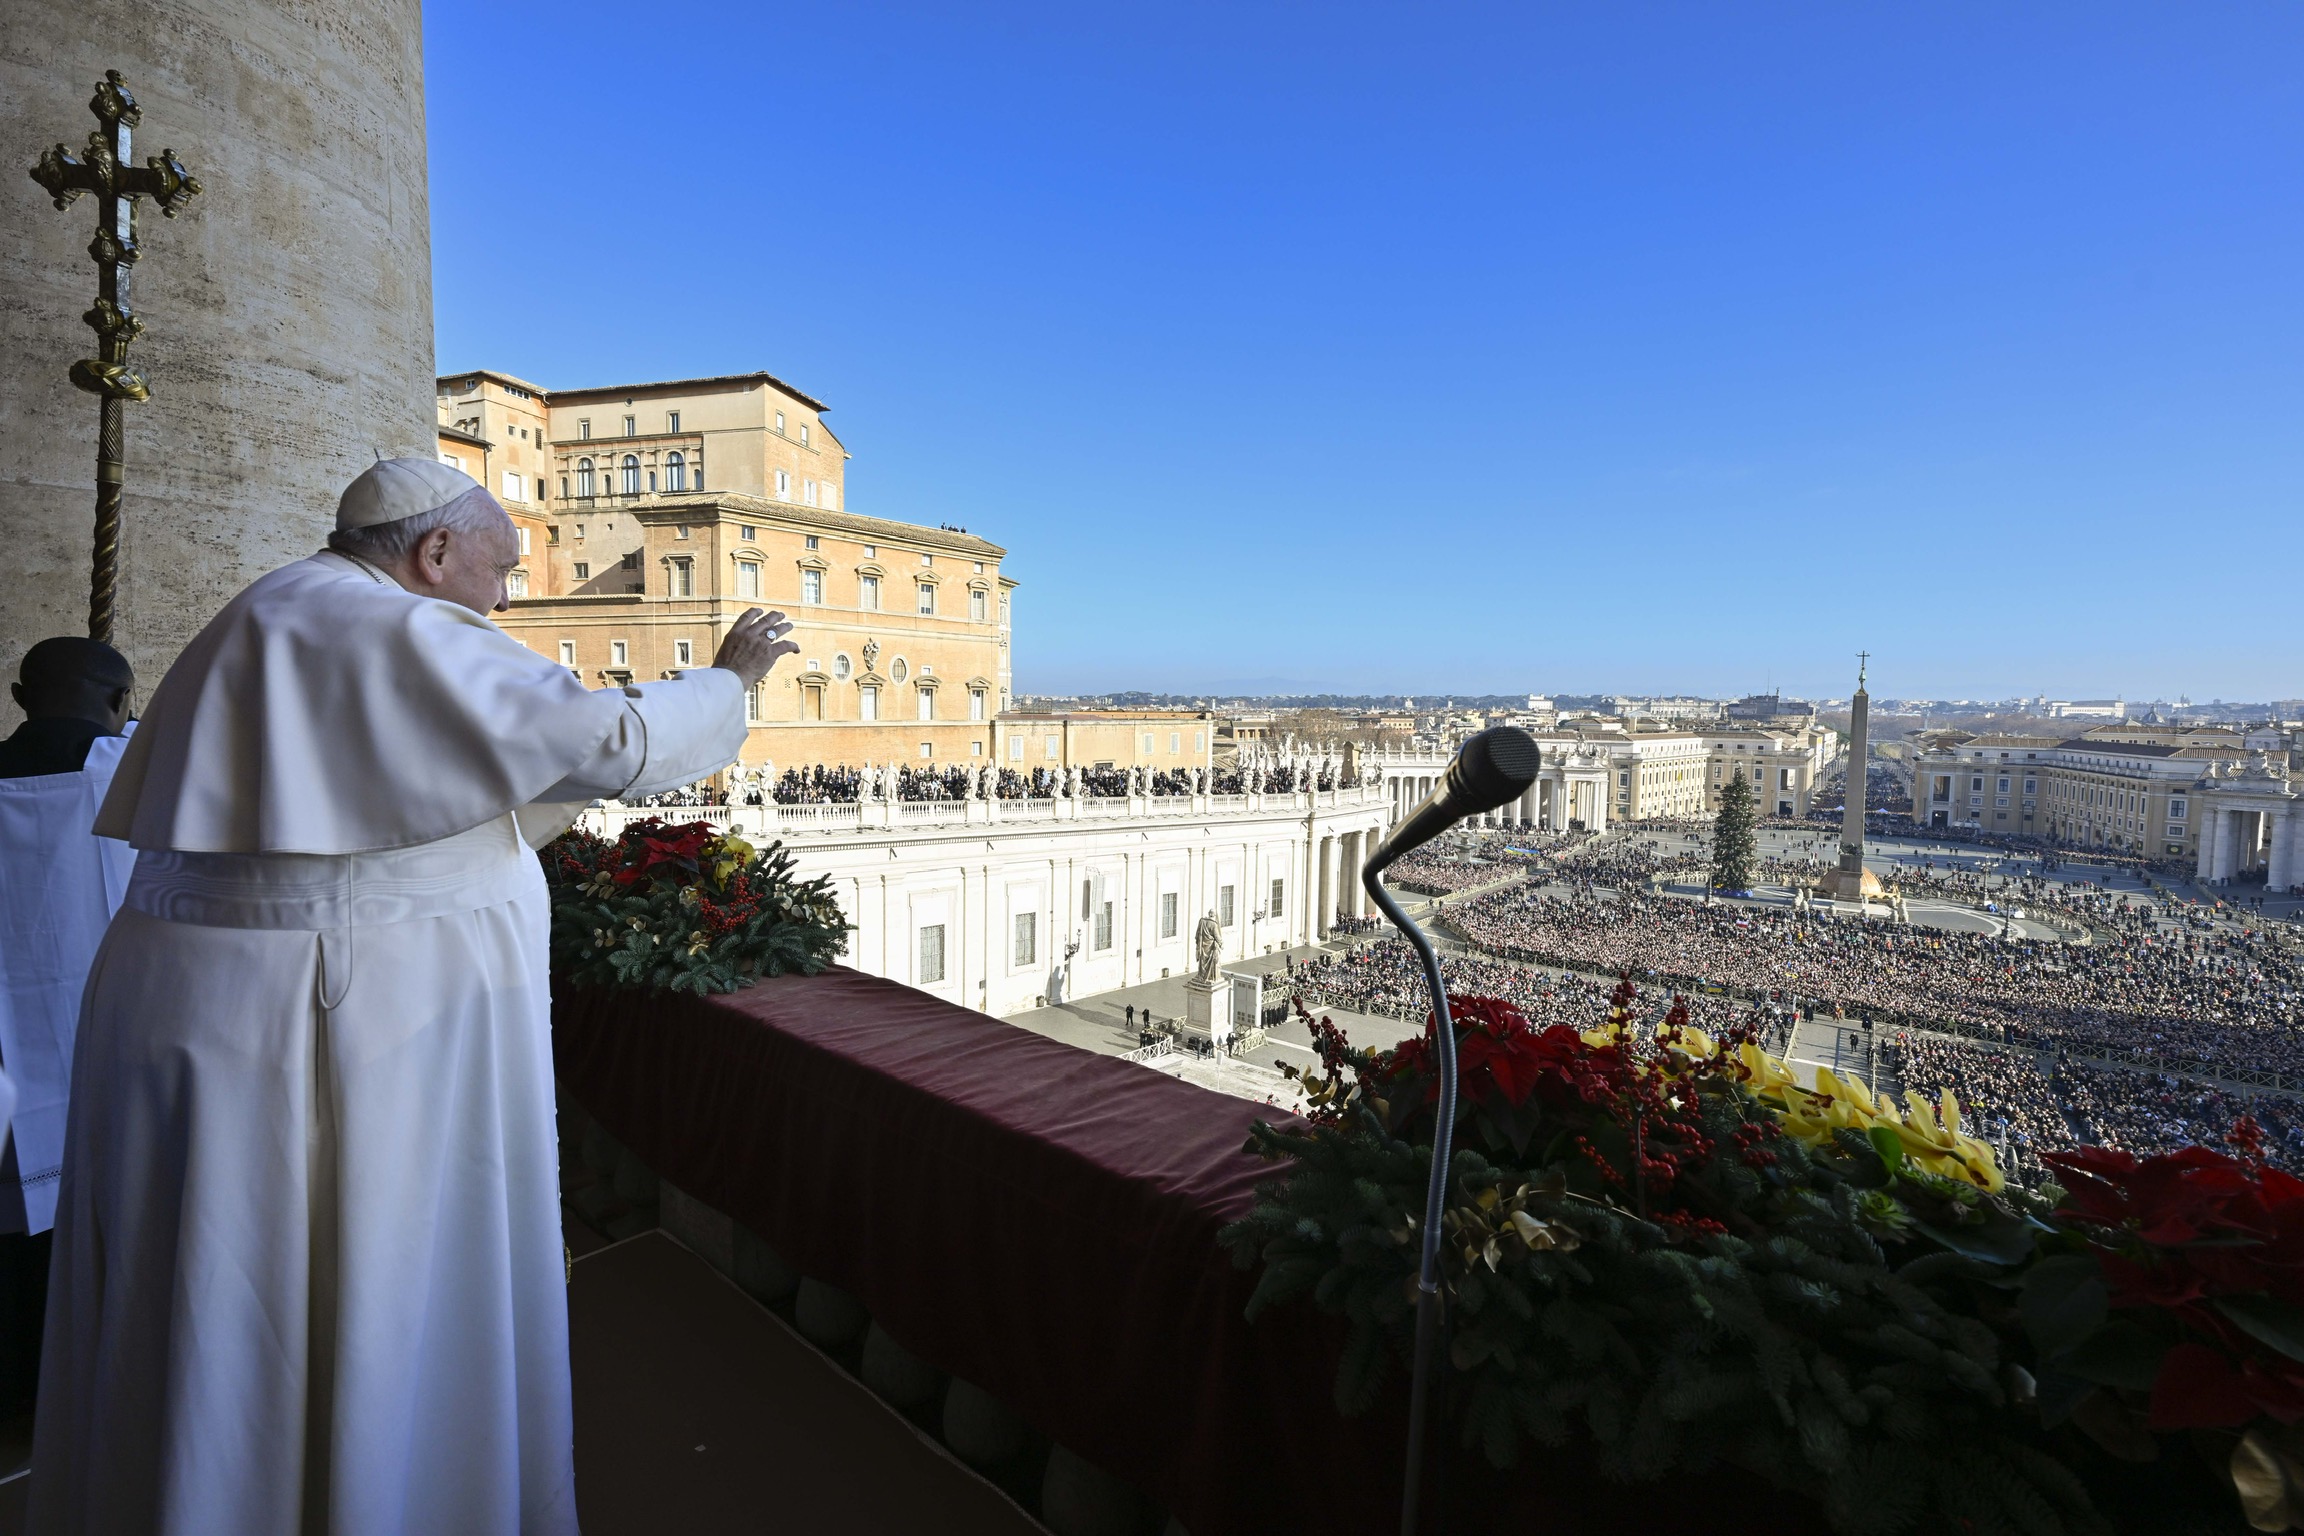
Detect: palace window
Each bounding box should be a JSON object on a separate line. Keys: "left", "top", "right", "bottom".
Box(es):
{"left": 622, "top": 415, "right": 636, "bottom": 436}
{"left": 833, "top": 653, "right": 852, "bottom": 680}
{"left": 918, "top": 924, "right": 946, "bottom": 985}
{"left": 971, "top": 691, "right": 986, "bottom": 721}
{"left": 576, "top": 459, "right": 595, "bottom": 497}
{"left": 620, "top": 552, "right": 640, "bottom": 571}
{"left": 558, "top": 640, "right": 576, "bottom": 665}
{"left": 802, "top": 569, "right": 823, "bottom": 604}
{"left": 502, "top": 470, "right": 523, "bottom": 503}
{"left": 804, "top": 534, "right": 819, "bottom": 550}
{"left": 558, "top": 477, "right": 568, "bottom": 499}
{"left": 822, "top": 483, "right": 836, "bottom": 510}
{"left": 1270, "top": 878, "right": 1285, "bottom": 918}
{"left": 609, "top": 640, "right": 629, "bottom": 666}
{"left": 578, "top": 419, "right": 591, "bottom": 439}
{"left": 800, "top": 423, "right": 810, "bottom": 447}
{"left": 801, "top": 684, "right": 822, "bottom": 720}
{"left": 891, "top": 658, "right": 908, "bottom": 683}
{"left": 1011, "top": 737, "right": 1024, "bottom": 760}
{"left": 665, "top": 452, "right": 686, "bottom": 492}
{"left": 919, "top": 742, "right": 933, "bottom": 758}
{"left": 775, "top": 411, "right": 786, "bottom": 433}
{"left": 621, "top": 456, "right": 640, "bottom": 495}
{"left": 776, "top": 469, "right": 791, "bottom": 499}
{"left": 918, "top": 688, "right": 934, "bottom": 721}
{"left": 860, "top": 575, "right": 880, "bottom": 610}
{"left": 740, "top": 525, "right": 756, "bottom": 542}
{"left": 1093, "top": 899, "right": 1113, "bottom": 951}
{"left": 667, "top": 411, "right": 680, "bottom": 434}
{"left": 736, "top": 562, "right": 761, "bottom": 599}
{"left": 1218, "top": 885, "right": 1235, "bottom": 926}
{"left": 675, "top": 524, "right": 690, "bottom": 540}
{"left": 573, "top": 562, "right": 590, "bottom": 580}
{"left": 747, "top": 683, "right": 763, "bottom": 724}
{"left": 1013, "top": 912, "right": 1037, "bottom": 967}
{"left": 859, "top": 685, "right": 879, "bottom": 721}
{"left": 506, "top": 570, "right": 528, "bottom": 598}
{"left": 970, "top": 590, "right": 987, "bottom": 622}
{"left": 517, "top": 526, "right": 531, "bottom": 555}
{"left": 803, "top": 479, "right": 817, "bottom": 505}
{"left": 918, "top": 584, "right": 936, "bottom": 615}
{"left": 673, "top": 639, "right": 693, "bottom": 666}
{"left": 1045, "top": 736, "right": 1059, "bottom": 757}
{"left": 1161, "top": 892, "right": 1178, "bottom": 939}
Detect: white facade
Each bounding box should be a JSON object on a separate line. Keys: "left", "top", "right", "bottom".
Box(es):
{"left": 588, "top": 784, "right": 1391, "bottom": 1015}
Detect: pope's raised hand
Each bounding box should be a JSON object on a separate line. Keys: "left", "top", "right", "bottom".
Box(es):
{"left": 713, "top": 608, "right": 800, "bottom": 688}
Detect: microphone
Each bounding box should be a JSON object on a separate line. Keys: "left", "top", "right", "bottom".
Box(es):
{"left": 1364, "top": 727, "right": 1542, "bottom": 878}
{"left": 1359, "top": 724, "right": 1540, "bottom": 1536}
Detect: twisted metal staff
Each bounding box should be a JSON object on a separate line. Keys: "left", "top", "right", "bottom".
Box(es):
{"left": 28, "top": 69, "right": 203, "bottom": 645}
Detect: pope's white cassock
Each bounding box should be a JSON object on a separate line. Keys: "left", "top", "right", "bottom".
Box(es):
{"left": 31, "top": 461, "right": 749, "bottom": 1536}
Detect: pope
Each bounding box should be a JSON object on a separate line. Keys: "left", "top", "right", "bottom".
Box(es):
{"left": 29, "top": 459, "right": 796, "bottom": 1536}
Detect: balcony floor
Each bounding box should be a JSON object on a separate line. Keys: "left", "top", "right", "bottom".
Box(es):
{"left": 0, "top": 1229, "right": 1044, "bottom": 1536}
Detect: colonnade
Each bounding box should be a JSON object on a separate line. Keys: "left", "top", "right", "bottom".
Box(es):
{"left": 2195, "top": 796, "right": 2304, "bottom": 891}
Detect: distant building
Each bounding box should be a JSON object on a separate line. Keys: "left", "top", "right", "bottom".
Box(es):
{"left": 1909, "top": 730, "right": 2248, "bottom": 855}
{"left": 444, "top": 366, "right": 1018, "bottom": 771}
{"left": 994, "top": 710, "right": 1214, "bottom": 775}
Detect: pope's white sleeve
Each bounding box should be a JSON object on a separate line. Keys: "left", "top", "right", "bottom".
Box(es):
{"left": 532, "top": 669, "right": 749, "bottom": 804}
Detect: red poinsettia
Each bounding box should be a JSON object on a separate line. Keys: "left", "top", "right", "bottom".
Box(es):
{"left": 2045, "top": 1122, "right": 2304, "bottom": 1430}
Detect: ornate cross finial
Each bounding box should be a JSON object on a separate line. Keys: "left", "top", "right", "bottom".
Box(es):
{"left": 1856, "top": 651, "right": 1870, "bottom": 691}
{"left": 28, "top": 69, "right": 203, "bottom": 644}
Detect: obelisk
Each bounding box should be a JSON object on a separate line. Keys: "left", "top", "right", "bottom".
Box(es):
{"left": 1830, "top": 653, "right": 1877, "bottom": 903}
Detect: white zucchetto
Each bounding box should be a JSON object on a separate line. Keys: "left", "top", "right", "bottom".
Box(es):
{"left": 336, "top": 456, "right": 487, "bottom": 531}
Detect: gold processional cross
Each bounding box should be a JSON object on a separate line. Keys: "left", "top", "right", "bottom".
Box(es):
{"left": 28, "top": 70, "right": 202, "bottom": 645}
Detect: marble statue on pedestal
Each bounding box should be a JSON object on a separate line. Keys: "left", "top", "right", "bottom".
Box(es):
{"left": 1193, "top": 911, "right": 1221, "bottom": 984}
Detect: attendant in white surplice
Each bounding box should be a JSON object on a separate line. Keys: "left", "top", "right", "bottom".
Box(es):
{"left": 29, "top": 459, "right": 797, "bottom": 1536}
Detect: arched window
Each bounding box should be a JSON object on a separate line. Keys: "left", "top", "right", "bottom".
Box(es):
{"left": 621, "top": 455, "right": 641, "bottom": 495}
{"left": 665, "top": 451, "right": 686, "bottom": 492}
{"left": 576, "top": 458, "right": 595, "bottom": 498}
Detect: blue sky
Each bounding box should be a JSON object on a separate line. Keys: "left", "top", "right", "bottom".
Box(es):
{"left": 425, "top": 3, "right": 2302, "bottom": 703}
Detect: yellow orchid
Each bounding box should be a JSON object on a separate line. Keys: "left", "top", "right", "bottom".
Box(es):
{"left": 1737, "top": 1044, "right": 2005, "bottom": 1193}
{"left": 704, "top": 833, "right": 756, "bottom": 888}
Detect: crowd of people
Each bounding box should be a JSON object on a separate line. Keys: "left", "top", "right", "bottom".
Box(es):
{"left": 1444, "top": 883, "right": 2304, "bottom": 1079}
{"left": 733, "top": 760, "right": 1348, "bottom": 805}
{"left": 1384, "top": 828, "right": 1582, "bottom": 896}
{"left": 1891, "top": 1035, "right": 2071, "bottom": 1177}
{"left": 2059, "top": 1060, "right": 2304, "bottom": 1167}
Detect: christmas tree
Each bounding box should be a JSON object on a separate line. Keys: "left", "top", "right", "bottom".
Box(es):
{"left": 1711, "top": 772, "right": 1757, "bottom": 892}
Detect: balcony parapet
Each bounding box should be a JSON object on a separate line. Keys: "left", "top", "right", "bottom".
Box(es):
{"left": 587, "top": 781, "right": 1393, "bottom": 843}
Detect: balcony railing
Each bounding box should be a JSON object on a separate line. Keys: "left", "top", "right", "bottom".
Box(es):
{"left": 589, "top": 782, "right": 1389, "bottom": 842}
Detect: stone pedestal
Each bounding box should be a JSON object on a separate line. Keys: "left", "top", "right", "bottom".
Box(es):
{"left": 1182, "top": 977, "right": 1224, "bottom": 1048}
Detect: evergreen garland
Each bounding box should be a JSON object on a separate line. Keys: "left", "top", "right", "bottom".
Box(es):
{"left": 545, "top": 819, "right": 848, "bottom": 995}
{"left": 1220, "top": 992, "right": 2126, "bottom": 1536}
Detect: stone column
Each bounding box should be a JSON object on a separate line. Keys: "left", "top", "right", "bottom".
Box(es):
{"left": 1316, "top": 835, "right": 1333, "bottom": 937}
{"left": 2267, "top": 808, "right": 2297, "bottom": 895}
{"left": 2197, "top": 810, "right": 2218, "bottom": 882}
{"left": 4, "top": 0, "right": 435, "bottom": 713}
{"left": 2215, "top": 808, "right": 2242, "bottom": 882}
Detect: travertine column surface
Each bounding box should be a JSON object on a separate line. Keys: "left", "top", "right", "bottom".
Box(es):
{"left": 1, "top": 0, "right": 433, "bottom": 723}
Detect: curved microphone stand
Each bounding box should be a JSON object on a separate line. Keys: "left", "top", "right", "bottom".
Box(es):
{"left": 1356, "top": 725, "right": 1540, "bottom": 1536}
{"left": 1361, "top": 868, "right": 1458, "bottom": 1536}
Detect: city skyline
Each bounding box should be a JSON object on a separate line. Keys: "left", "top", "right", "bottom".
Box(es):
{"left": 425, "top": 4, "right": 2302, "bottom": 701}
